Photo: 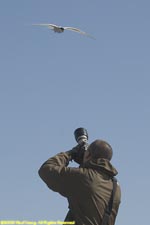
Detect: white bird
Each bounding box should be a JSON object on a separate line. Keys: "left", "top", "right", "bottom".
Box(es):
{"left": 32, "top": 23, "right": 95, "bottom": 39}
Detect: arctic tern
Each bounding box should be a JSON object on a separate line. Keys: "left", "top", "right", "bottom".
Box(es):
{"left": 32, "top": 23, "right": 95, "bottom": 39}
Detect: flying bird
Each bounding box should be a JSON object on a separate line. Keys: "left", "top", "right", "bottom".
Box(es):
{"left": 32, "top": 23, "right": 95, "bottom": 39}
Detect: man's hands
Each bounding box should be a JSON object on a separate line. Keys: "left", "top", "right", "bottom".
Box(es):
{"left": 65, "top": 143, "right": 88, "bottom": 165}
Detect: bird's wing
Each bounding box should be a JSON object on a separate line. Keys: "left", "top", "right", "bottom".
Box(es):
{"left": 64, "top": 27, "right": 95, "bottom": 39}
{"left": 32, "top": 23, "right": 58, "bottom": 30}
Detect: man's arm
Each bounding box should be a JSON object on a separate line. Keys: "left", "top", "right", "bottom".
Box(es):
{"left": 38, "top": 151, "right": 82, "bottom": 197}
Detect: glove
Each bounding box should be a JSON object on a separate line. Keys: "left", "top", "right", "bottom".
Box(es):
{"left": 66, "top": 142, "right": 88, "bottom": 165}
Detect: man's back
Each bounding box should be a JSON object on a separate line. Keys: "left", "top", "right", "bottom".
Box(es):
{"left": 64, "top": 158, "right": 121, "bottom": 225}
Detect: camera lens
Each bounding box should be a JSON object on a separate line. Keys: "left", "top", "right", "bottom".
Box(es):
{"left": 74, "top": 128, "right": 88, "bottom": 144}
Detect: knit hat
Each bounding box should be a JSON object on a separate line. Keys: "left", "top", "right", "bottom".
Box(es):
{"left": 88, "top": 139, "right": 113, "bottom": 161}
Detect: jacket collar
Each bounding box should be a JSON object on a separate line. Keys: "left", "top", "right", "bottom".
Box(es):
{"left": 81, "top": 158, "right": 118, "bottom": 177}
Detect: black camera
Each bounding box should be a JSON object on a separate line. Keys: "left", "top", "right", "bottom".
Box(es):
{"left": 72, "top": 128, "right": 89, "bottom": 164}
{"left": 74, "top": 127, "right": 88, "bottom": 146}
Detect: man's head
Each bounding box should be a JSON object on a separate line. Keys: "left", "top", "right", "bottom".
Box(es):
{"left": 83, "top": 139, "right": 113, "bottom": 163}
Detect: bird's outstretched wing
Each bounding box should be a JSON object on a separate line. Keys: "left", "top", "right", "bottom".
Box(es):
{"left": 32, "top": 23, "right": 58, "bottom": 30}
{"left": 64, "top": 26, "right": 95, "bottom": 39}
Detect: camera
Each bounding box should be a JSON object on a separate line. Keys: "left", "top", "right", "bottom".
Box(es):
{"left": 74, "top": 127, "right": 88, "bottom": 146}
{"left": 71, "top": 128, "right": 88, "bottom": 164}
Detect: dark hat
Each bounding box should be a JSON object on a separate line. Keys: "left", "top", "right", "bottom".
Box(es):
{"left": 88, "top": 139, "right": 113, "bottom": 161}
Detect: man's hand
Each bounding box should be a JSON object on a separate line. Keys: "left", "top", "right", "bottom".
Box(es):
{"left": 65, "top": 143, "right": 88, "bottom": 165}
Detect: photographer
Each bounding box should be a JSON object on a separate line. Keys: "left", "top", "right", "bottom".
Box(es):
{"left": 38, "top": 128, "right": 121, "bottom": 225}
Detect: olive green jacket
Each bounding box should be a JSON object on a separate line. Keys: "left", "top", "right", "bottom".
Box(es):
{"left": 39, "top": 152, "right": 121, "bottom": 225}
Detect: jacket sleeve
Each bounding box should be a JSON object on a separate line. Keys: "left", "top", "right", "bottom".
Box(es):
{"left": 38, "top": 152, "right": 83, "bottom": 197}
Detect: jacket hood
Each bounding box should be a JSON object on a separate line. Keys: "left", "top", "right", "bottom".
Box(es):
{"left": 82, "top": 158, "right": 118, "bottom": 177}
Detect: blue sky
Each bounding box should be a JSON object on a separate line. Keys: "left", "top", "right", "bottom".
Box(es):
{"left": 0, "top": 0, "right": 150, "bottom": 224}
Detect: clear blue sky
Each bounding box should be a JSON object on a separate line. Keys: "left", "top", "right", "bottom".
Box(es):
{"left": 0, "top": 0, "right": 150, "bottom": 224}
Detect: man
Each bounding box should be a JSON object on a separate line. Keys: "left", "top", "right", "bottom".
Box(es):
{"left": 38, "top": 139, "right": 121, "bottom": 225}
